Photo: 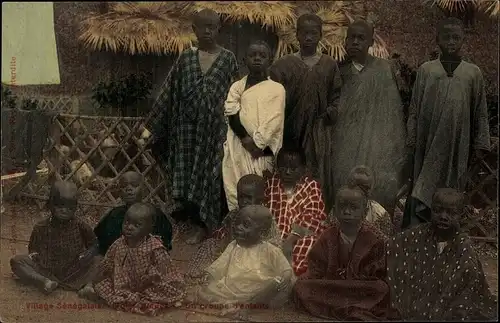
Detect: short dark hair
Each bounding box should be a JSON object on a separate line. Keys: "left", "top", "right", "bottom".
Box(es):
{"left": 297, "top": 13, "right": 323, "bottom": 32}
{"left": 237, "top": 174, "right": 266, "bottom": 193}
{"left": 432, "top": 188, "right": 466, "bottom": 208}
{"left": 348, "top": 19, "right": 374, "bottom": 37}
{"left": 437, "top": 17, "right": 464, "bottom": 34}
{"left": 48, "top": 180, "right": 78, "bottom": 207}
{"left": 193, "top": 8, "right": 220, "bottom": 25}
{"left": 336, "top": 183, "right": 368, "bottom": 204}
{"left": 246, "top": 40, "right": 272, "bottom": 57}
{"left": 276, "top": 143, "right": 306, "bottom": 166}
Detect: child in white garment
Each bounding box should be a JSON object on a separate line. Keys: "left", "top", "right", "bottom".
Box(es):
{"left": 187, "top": 205, "right": 294, "bottom": 319}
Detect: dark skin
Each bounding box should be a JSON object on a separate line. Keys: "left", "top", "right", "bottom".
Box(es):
{"left": 345, "top": 22, "right": 374, "bottom": 65}
{"left": 228, "top": 43, "right": 273, "bottom": 159}
{"left": 222, "top": 179, "right": 266, "bottom": 241}
{"left": 122, "top": 205, "right": 154, "bottom": 248}
{"left": 334, "top": 188, "right": 367, "bottom": 240}
{"left": 192, "top": 10, "right": 221, "bottom": 54}
{"left": 277, "top": 152, "right": 308, "bottom": 252}
{"left": 348, "top": 172, "right": 373, "bottom": 196}
{"left": 296, "top": 19, "right": 336, "bottom": 125}
{"left": 120, "top": 171, "right": 143, "bottom": 206}
{"left": 430, "top": 190, "right": 464, "bottom": 242}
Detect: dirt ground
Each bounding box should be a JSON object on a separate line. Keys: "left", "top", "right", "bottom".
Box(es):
{"left": 0, "top": 200, "right": 497, "bottom": 323}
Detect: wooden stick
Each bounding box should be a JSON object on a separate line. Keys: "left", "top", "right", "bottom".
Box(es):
{"left": 18, "top": 192, "right": 117, "bottom": 207}
{"left": 1, "top": 168, "right": 48, "bottom": 181}
{"left": 469, "top": 236, "right": 498, "bottom": 243}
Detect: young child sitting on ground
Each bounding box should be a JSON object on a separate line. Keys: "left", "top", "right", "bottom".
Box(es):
{"left": 188, "top": 205, "right": 294, "bottom": 320}
{"left": 81, "top": 202, "right": 185, "bottom": 316}
{"left": 10, "top": 180, "right": 100, "bottom": 295}
{"left": 345, "top": 165, "right": 395, "bottom": 236}
{"left": 93, "top": 171, "right": 173, "bottom": 255}
{"left": 185, "top": 174, "right": 281, "bottom": 282}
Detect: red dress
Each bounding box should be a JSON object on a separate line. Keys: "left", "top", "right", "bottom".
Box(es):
{"left": 265, "top": 174, "right": 328, "bottom": 276}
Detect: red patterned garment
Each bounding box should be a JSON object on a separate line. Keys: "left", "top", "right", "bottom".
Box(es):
{"left": 93, "top": 235, "right": 186, "bottom": 316}
{"left": 265, "top": 174, "right": 328, "bottom": 276}
{"left": 293, "top": 222, "right": 399, "bottom": 321}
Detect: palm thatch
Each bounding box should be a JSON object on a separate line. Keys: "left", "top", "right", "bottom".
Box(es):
{"left": 191, "top": 1, "right": 297, "bottom": 29}
{"left": 477, "top": 0, "right": 499, "bottom": 17}
{"left": 275, "top": 1, "right": 389, "bottom": 61}
{"left": 430, "top": 0, "right": 499, "bottom": 17}
{"left": 79, "top": 1, "right": 390, "bottom": 60}
{"left": 79, "top": 2, "right": 195, "bottom": 55}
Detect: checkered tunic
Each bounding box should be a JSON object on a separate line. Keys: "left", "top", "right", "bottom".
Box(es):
{"left": 149, "top": 47, "right": 239, "bottom": 230}
{"left": 93, "top": 235, "right": 185, "bottom": 316}
{"left": 265, "top": 174, "right": 328, "bottom": 276}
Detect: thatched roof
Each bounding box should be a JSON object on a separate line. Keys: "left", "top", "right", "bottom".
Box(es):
{"left": 79, "top": 2, "right": 195, "bottom": 55}
{"left": 79, "top": 1, "right": 390, "bottom": 60}
{"left": 431, "top": 0, "right": 499, "bottom": 17}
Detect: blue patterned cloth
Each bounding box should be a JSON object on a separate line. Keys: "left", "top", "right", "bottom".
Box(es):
{"left": 149, "top": 47, "right": 239, "bottom": 230}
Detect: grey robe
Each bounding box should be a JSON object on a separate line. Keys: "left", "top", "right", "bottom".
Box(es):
{"left": 407, "top": 60, "right": 490, "bottom": 208}
{"left": 332, "top": 56, "right": 407, "bottom": 210}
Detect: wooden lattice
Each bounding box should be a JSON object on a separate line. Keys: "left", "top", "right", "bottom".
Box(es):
{"left": 15, "top": 113, "right": 172, "bottom": 216}
{"left": 17, "top": 95, "right": 78, "bottom": 114}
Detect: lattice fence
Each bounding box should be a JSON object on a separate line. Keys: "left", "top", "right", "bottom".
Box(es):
{"left": 11, "top": 113, "right": 172, "bottom": 217}
{"left": 16, "top": 95, "right": 78, "bottom": 114}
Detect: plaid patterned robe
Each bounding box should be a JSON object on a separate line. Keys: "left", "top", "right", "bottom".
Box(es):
{"left": 28, "top": 216, "right": 98, "bottom": 289}
{"left": 93, "top": 235, "right": 185, "bottom": 316}
{"left": 265, "top": 174, "right": 328, "bottom": 276}
{"left": 149, "top": 47, "right": 239, "bottom": 229}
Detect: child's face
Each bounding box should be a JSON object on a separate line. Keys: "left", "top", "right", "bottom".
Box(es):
{"left": 345, "top": 24, "right": 373, "bottom": 60}
{"left": 120, "top": 173, "right": 142, "bottom": 204}
{"left": 51, "top": 189, "right": 77, "bottom": 221}
{"left": 237, "top": 182, "right": 264, "bottom": 209}
{"left": 192, "top": 15, "right": 220, "bottom": 46}
{"left": 233, "top": 211, "right": 262, "bottom": 247}
{"left": 431, "top": 194, "right": 462, "bottom": 234}
{"left": 334, "top": 189, "right": 366, "bottom": 232}
{"left": 437, "top": 25, "right": 463, "bottom": 56}
{"left": 277, "top": 153, "right": 304, "bottom": 186}
{"left": 122, "top": 210, "right": 152, "bottom": 241}
{"left": 296, "top": 21, "right": 321, "bottom": 52}
{"left": 245, "top": 44, "right": 270, "bottom": 74}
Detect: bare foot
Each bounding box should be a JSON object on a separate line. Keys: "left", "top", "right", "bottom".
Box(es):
{"left": 42, "top": 279, "right": 58, "bottom": 295}
{"left": 78, "top": 285, "right": 99, "bottom": 301}
{"left": 185, "top": 227, "right": 207, "bottom": 245}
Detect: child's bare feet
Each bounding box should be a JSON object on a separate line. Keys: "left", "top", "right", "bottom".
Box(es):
{"left": 77, "top": 284, "right": 99, "bottom": 301}
{"left": 42, "top": 279, "right": 58, "bottom": 295}
{"left": 185, "top": 227, "right": 207, "bottom": 245}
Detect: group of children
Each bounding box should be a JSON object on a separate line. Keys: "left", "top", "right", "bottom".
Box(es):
{"left": 10, "top": 7, "right": 496, "bottom": 322}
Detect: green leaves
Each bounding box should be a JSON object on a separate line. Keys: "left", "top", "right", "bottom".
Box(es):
{"left": 91, "top": 73, "right": 153, "bottom": 116}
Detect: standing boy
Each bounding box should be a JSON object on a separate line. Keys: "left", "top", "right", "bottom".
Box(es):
{"left": 269, "top": 13, "right": 342, "bottom": 211}
{"left": 403, "top": 18, "right": 490, "bottom": 228}
{"left": 149, "top": 9, "right": 239, "bottom": 244}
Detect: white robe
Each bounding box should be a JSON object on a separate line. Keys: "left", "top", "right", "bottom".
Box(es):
{"left": 222, "top": 77, "right": 285, "bottom": 210}
{"left": 1, "top": 2, "right": 60, "bottom": 85}
{"left": 199, "top": 240, "right": 292, "bottom": 305}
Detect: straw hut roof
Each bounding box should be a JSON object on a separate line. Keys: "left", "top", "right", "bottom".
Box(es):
{"left": 430, "top": 0, "right": 498, "bottom": 17}
{"left": 79, "top": 1, "right": 390, "bottom": 60}
{"left": 79, "top": 2, "right": 195, "bottom": 55}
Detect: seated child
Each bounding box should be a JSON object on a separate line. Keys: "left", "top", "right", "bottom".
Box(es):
{"left": 82, "top": 202, "right": 185, "bottom": 316}
{"left": 293, "top": 184, "right": 398, "bottom": 321}
{"left": 185, "top": 174, "right": 281, "bottom": 282}
{"left": 387, "top": 188, "right": 497, "bottom": 321}
{"left": 189, "top": 205, "right": 294, "bottom": 320}
{"left": 265, "top": 145, "right": 328, "bottom": 276}
{"left": 10, "top": 180, "right": 100, "bottom": 294}
{"left": 93, "top": 171, "right": 172, "bottom": 255}
{"left": 346, "top": 165, "right": 395, "bottom": 237}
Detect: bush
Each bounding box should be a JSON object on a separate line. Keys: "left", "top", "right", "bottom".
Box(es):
{"left": 92, "top": 73, "right": 153, "bottom": 116}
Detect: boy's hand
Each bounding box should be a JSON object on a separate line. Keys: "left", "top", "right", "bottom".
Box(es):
{"left": 28, "top": 253, "right": 38, "bottom": 261}
{"left": 78, "top": 247, "right": 96, "bottom": 264}
{"left": 241, "top": 136, "right": 263, "bottom": 159}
